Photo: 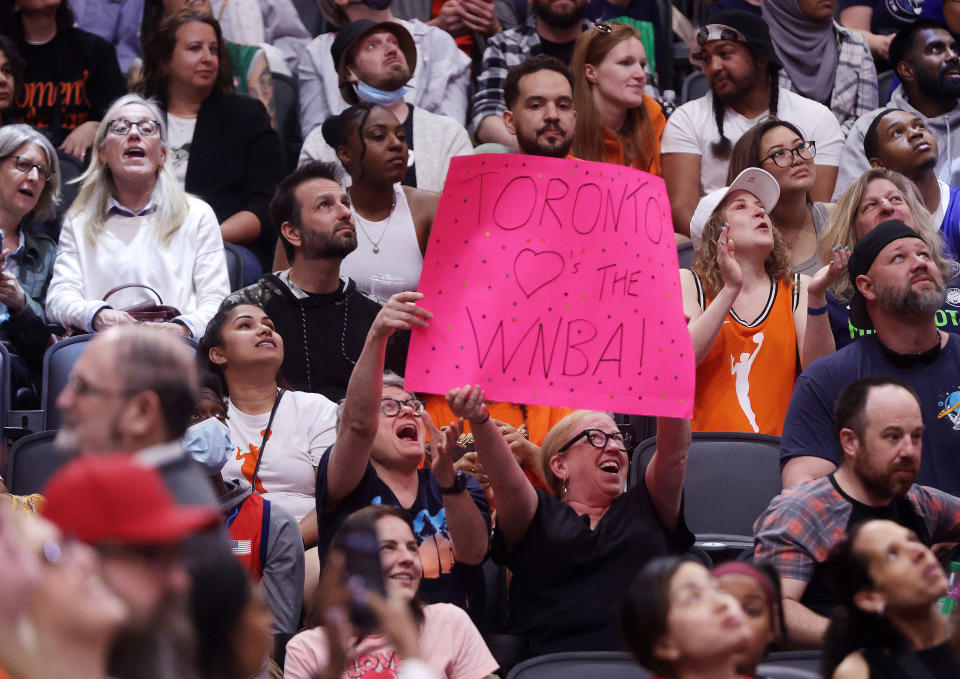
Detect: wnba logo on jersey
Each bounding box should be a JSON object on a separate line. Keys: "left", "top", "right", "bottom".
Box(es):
{"left": 730, "top": 332, "right": 765, "bottom": 433}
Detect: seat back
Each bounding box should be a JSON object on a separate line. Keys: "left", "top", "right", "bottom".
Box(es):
{"left": 630, "top": 432, "right": 782, "bottom": 545}
{"left": 272, "top": 73, "right": 301, "bottom": 172}
{"left": 506, "top": 652, "right": 653, "bottom": 679}
{"left": 877, "top": 70, "right": 894, "bottom": 106}
{"left": 680, "top": 70, "right": 708, "bottom": 104}
{"left": 761, "top": 651, "right": 823, "bottom": 677}
{"left": 6, "top": 431, "right": 66, "bottom": 495}
{"left": 41, "top": 335, "right": 94, "bottom": 431}
{"left": 224, "top": 242, "right": 247, "bottom": 292}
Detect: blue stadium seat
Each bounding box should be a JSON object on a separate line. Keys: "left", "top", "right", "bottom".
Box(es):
{"left": 5, "top": 430, "right": 67, "bottom": 495}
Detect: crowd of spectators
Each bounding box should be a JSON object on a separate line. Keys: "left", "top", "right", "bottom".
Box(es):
{"left": 5, "top": 0, "right": 960, "bottom": 678}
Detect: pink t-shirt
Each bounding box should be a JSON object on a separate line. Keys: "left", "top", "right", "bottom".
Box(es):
{"left": 284, "top": 603, "right": 498, "bottom": 679}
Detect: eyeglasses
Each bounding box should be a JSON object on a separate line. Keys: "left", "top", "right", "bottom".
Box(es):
{"left": 379, "top": 397, "right": 424, "bottom": 417}
{"left": 557, "top": 428, "right": 632, "bottom": 454}
{"left": 4, "top": 155, "right": 52, "bottom": 181}
{"left": 106, "top": 118, "right": 161, "bottom": 137}
{"left": 66, "top": 373, "right": 132, "bottom": 399}
{"left": 762, "top": 140, "right": 817, "bottom": 167}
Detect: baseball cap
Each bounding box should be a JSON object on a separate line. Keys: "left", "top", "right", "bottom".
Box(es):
{"left": 42, "top": 454, "right": 220, "bottom": 545}
{"left": 689, "top": 10, "right": 782, "bottom": 69}
{"left": 689, "top": 168, "right": 780, "bottom": 246}
{"left": 331, "top": 20, "right": 417, "bottom": 105}
{"left": 848, "top": 220, "right": 924, "bottom": 330}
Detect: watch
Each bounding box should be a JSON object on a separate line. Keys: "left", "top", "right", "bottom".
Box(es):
{"left": 438, "top": 470, "right": 468, "bottom": 495}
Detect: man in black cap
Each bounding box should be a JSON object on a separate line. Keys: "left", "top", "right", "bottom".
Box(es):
{"left": 661, "top": 9, "right": 844, "bottom": 237}
{"left": 780, "top": 220, "right": 960, "bottom": 496}
{"left": 298, "top": 18, "right": 472, "bottom": 193}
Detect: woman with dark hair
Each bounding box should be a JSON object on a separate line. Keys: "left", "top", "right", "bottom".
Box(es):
{"left": 197, "top": 299, "right": 338, "bottom": 545}
{"left": 139, "top": 10, "right": 283, "bottom": 274}
{"left": 570, "top": 22, "right": 665, "bottom": 174}
{"left": 725, "top": 117, "right": 828, "bottom": 276}
{"left": 714, "top": 561, "right": 787, "bottom": 678}
{"left": 822, "top": 519, "right": 960, "bottom": 679}
{"left": 285, "top": 504, "right": 498, "bottom": 679}
{"left": 0, "top": 36, "right": 24, "bottom": 125}
{"left": 321, "top": 103, "right": 439, "bottom": 295}
{"left": 682, "top": 167, "right": 845, "bottom": 435}
{"left": 3, "top": 0, "right": 125, "bottom": 156}
{"left": 619, "top": 557, "right": 751, "bottom": 679}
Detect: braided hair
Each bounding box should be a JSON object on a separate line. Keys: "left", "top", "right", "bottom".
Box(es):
{"left": 321, "top": 102, "right": 377, "bottom": 182}
{"left": 710, "top": 62, "right": 781, "bottom": 159}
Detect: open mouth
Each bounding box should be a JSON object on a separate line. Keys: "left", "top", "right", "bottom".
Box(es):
{"left": 123, "top": 148, "right": 145, "bottom": 158}
{"left": 396, "top": 423, "right": 419, "bottom": 442}
{"left": 255, "top": 338, "right": 276, "bottom": 348}
{"left": 389, "top": 571, "right": 416, "bottom": 583}
{"left": 17, "top": 187, "right": 35, "bottom": 198}
{"left": 598, "top": 460, "right": 621, "bottom": 474}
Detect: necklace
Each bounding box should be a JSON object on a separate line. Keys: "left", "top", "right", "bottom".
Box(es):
{"left": 351, "top": 186, "right": 397, "bottom": 254}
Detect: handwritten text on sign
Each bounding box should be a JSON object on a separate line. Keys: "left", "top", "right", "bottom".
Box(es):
{"left": 406, "top": 155, "right": 694, "bottom": 417}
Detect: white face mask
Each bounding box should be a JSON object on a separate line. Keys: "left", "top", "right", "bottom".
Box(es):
{"left": 183, "top": 417, "right": 233, "bottom": 474}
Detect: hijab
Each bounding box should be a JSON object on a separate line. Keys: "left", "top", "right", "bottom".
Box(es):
{"left": 762, "top": 0, "right": 838, "bottom": 104}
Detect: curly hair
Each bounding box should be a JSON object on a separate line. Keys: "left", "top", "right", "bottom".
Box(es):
{"left": 819, "top": 168, "right": 956, "bottom": 302}
{"left": 691, "top": 199, "right": 793, "bottom": 298}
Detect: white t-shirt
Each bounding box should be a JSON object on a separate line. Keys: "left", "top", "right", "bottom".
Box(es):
{"left": 661, "top": 88, "right": 844, "bottom": 195}
{"left": 222, "top": 389, "right": 338, "bottom": 522}
{"left": 284, "top": 603, "right": 498, "bottom": 679}
{"left": 166, "top": 113, "right": 197, "bottom": 188}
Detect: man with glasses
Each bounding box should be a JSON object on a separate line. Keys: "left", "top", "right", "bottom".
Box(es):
{"left": 833, "top": 19, "right": 960, "bottom": 198}
{"left": 863, "top": 108, "right": 960, "bottom": 257}
{"left": 317, "top": 291, "right": 490, "bottom": 609}
{"left": 661, "top": 10, "right": 843, "bottom": 237}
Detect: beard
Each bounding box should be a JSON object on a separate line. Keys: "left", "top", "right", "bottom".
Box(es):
{"left": 854, "top": 452, "right": 918, "bottom": 499}
{"left": 711, "top": 69, "right": 762, "bottom": 105}
{"left": 914, "top": 62, "right": 960, "bottom": 100}
{"left": 532, "top": 0, "right": 587, "bottom": 29}
{"left": 516, "top": 123, "right": 574, "bottom": 158}
{"left": 366, "top": 63, "right": 411, "bottom": 92}
{"left": 875, "top": 276, "right": 947, "bottom": 316}
{"left": 301, "top": 221, "right": 358, "bottom": 260}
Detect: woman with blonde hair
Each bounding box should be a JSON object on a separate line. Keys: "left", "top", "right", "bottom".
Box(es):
{"left": 570, "top": 22, "right": 665, "bottom": 174}
{"left": 46, "top": 93, "right": 230, "bottom": 338}
{"left": 817, "top": 167, "right": 957, "bottom": 347}
{"left": 682, "top": 167, "right": 846, "bottom": 435}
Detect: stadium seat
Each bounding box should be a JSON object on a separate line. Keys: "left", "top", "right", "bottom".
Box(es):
{"left": 877, "top": 70, "right": 894, "bottom": 106}
{"left": 5, "top": 430, "right": 66, "bottom": 495}
{"left": 506, "top": 652, "right": 653, "bottom": 679}
{"left": 630, "top": 432, "right": 782, "bottom": 553}
{"left": 224, "top": 242, "right": 247, "bottom": 292}
{"left": 680, "top": 70, "right": 708, "bottom": 104}
{"left": 272, "top": 72, "right": 302, "bottom": 172}
{"left": 761, "top": 651, "right": 823, "bottom": 677}
{"left": 677, "top": 240, "right": 694, "bottom": 269}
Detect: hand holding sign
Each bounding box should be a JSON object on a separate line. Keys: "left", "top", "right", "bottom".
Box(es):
{"left": 407, "top": 155, "right": 694, "bottom": 417}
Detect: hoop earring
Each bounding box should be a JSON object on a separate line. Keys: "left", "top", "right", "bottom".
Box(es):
{"left": 560, "top": 478, "right": 568, "bottom": 499}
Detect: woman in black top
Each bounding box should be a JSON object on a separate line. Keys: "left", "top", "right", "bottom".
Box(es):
{"left": 823, "top": 519, "right": 960, "bottom": 679}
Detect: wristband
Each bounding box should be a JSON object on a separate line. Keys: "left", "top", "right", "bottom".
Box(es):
{"left": 807, "top": 304, "right": 828, "bottom": 316}
{"left": 470, "top": 411, "right": 490, "bottom": 425}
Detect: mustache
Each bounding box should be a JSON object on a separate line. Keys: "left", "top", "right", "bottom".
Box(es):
{"left": 537, "top": 123, "right": 566, "bottom": 136}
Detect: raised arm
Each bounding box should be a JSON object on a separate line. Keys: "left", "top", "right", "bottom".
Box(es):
{"left": 447, "top": 385, "right": 537, "bottom": 548}
{"left": 644, "top": 417, "right": 690, "bottom": 532}
{"left": 795, "top": 247, "right": 848, "bottom": 369}
{"left": 682, "top": 228, "right": 742, "bottom": 365}
{"left": 324, "top": 292, "right": 433, "bottom": 504}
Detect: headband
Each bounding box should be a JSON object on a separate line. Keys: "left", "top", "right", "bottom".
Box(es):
{"left": 713, "top": 561, "right": 776, "bottom": 608}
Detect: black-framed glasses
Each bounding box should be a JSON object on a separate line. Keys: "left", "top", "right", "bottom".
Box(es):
{"left": 379, "top": 397, "right": 424, "bottom": 417}
{"left": 4, "top": 155, "right": 52, "bottom": 181}
{"left": 762, "top": 140, "right": 816, "bottom": 168}
{"left": 106, "top": 118, "right": 161, "bottom": 137}
{"left": 558, "top": 428, "right": 632, "bottom": 454}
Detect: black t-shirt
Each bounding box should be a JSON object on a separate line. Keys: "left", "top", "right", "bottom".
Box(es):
{"left": 402, "top": 108, "right": 416, "bottom": 188}
{"left": 316, "top": 452, "right": 490, "bottom": 608}
{"left": 801, "top": 476, "right": 930, "bottom": 617}
{"left": 492, "top": 483, "right": 694, "bottom": 656}
{"left": 836, "top": 0, "right": 922, "bottom": 35}
{"left": 540, "top": 37, "right": 578, "bottom": 65}
{"left": 15, "top": 28, "right": 126, "bottom": 146}
{"left": 863, "top": 641, "right": 960, "bottom": 678}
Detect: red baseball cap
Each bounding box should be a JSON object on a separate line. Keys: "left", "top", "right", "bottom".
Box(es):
{"left": 42, "top": 454, "right": 220, "bottom": 545}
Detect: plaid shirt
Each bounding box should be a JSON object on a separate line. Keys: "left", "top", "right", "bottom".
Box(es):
{"left": 470, "top": 16, "right": 591, "bottom": 134}
{"left": 754, "top": 475, "right": 960, "bottom": 584}
{"left": 778, "top": 22, "right": 878, "bottom": 136}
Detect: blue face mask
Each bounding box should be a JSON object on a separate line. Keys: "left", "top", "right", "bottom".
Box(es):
{"left": 355, "top": 80, "right": 408, "bottom": 106}
{"left": 183, "top": 417, "right": 233, "bottom": 475}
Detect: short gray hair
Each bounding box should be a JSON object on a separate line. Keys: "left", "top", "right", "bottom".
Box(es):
{"left": 0, "top": 124, "right": 61, "bottom": 223}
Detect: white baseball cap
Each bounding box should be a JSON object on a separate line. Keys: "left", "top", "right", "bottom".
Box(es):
{"left": 689, "top": 168, "right": 781, "bottom": 246}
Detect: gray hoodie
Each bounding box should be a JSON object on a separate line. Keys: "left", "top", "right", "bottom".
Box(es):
{"left": 832, "top": 85, "right": 960, "bottom": 200}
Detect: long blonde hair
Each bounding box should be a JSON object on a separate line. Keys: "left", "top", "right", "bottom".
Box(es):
{"left": 66, "top": 94, "right": 189, "bottom": 246}
{"left": 570, "top": 23, "right": 657, "bottom": 170}
{"left": 820, "top": 168, "right": 955, "bottom": 301}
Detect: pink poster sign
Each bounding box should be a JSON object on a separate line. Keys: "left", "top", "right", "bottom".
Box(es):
{"left": 405, "top": 154, "right": 694, "bottom": 418}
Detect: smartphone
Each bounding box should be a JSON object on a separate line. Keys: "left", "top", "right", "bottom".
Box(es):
{"left": 338, "top": 516, "right": 387, "bottom": 631}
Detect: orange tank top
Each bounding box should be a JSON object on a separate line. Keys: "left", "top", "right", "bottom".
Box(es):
{"left": 691, "top": 273, "right": 800, "bottom": 436}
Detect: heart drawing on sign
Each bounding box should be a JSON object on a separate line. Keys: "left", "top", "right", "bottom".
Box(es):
{"left": 513, "top": 248, "right": 565, "bottom": 298}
